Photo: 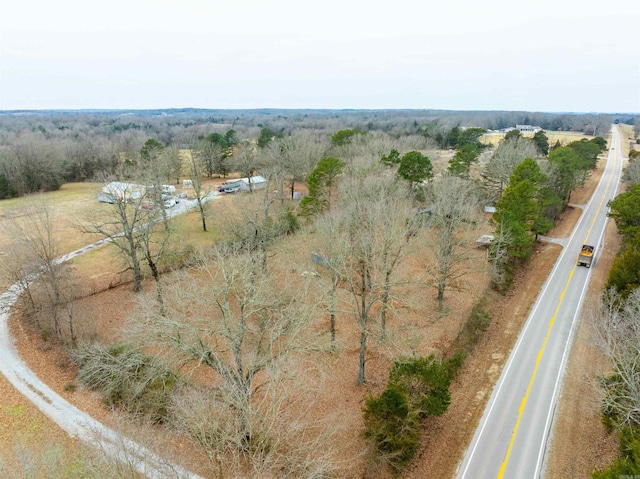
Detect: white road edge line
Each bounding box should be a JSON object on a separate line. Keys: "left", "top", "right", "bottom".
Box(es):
{"left": 457, "top": 132, "right": 618, "bottom": 479}
{"left": 534, "top": 139, "right": 623, "bottom": 477}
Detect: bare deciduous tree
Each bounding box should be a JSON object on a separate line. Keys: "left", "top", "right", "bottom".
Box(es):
{"left": 3, "top": 199, "right": 74, "bottom": 341}
{"left": 315, "top": 175, "right": 414, "bottom": 383}
{"left": 277, "top": 134, "right": 328, "bottom": 201}
{"left": 482, "top": 136, "right": 539, "bottom": 198}
{"left": 170, "top": 367, "right": 342, "bottom": 478}
{"left": 185, "top": 148, "right": 212, "bottom": 232}
{"left": 193, "top": 138, "right": 225, "bottom": 178}
{"left": 592, "top": 288, "right": 640, "bottom": 429}
{"left": 623, "top": 158, "right": 640, "bottom": 186}
{"left": 80, "top": 179, "right": 163, "bottom": 293}
{"left": 424, "top": 174, "right": 485, "bottom": 310}
{"left": 232, "top": 142, "right": 258, "bottom": 191}
{"left": 4, "top": 132, "right": 64, "bottom": 195}
{"left": 160, "top": 145, "right": 182, "bottom": 185}
{"left": 138, "top": 217, "right": 172, "bottom": 314}
{"left": 258, "top": 141, "right": 289, "bottom": 206}
{"left": 0, "top": 237, "right": 40, "bottom": 316}
{"left": 218, "top": 189, "right": 288, "bottom": 273}
{"left": 311, "top": 219, "right": 342, "bottom": 354}
{"left": 486, "top": 218, "right": 513, "bottom": 291}
{"left": 129, "top": 243, "right": 319, "bottom": 448}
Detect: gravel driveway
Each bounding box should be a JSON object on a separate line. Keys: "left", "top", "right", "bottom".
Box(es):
{"left": 0, "top": 194, "right": 223, "bottom": 478}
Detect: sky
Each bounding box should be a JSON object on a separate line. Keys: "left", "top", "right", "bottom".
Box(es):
{"left": 1, "top": 0, "right": 638, "bottom": 113}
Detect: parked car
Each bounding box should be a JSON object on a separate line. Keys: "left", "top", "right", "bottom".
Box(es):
{"left": 218, "top": 184, "right": 240, "bottom": 194}
{"left": 163, "top": 198, "right": 177, "bottom": 208}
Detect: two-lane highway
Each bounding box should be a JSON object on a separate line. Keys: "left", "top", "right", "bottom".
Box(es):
{"left": 457, "top": 125, "right": 624, "bottom": 478}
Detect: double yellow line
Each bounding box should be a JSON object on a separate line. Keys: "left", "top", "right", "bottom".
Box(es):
{"left": 497, "top": 140, "right": 618, "bottom": 478}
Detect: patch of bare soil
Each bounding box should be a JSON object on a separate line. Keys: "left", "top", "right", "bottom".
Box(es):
{"left": 549, "top": 205, "right": 583, "bottom": 238}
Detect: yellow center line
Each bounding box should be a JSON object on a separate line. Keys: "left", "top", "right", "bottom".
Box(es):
{"left": 497, "top": 267, "right": 574, "bottom": 478}
{"left": 496, "top": 141, "right": 618, "bottom": 478}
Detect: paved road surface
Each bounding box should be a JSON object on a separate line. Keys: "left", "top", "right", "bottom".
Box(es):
{"left": 456, "top": 126, "right": 624, "bottom": 479}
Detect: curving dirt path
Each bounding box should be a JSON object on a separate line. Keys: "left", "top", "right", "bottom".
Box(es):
{"left": 0, "top": 198, "right": 216, "bottom": 478}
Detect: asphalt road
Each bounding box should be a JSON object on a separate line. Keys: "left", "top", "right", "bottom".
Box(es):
{"left": 456, "top": 126, "right": 624, "bottom": 479}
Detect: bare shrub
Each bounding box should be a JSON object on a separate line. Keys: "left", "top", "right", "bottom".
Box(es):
{"left": 73, "top": 342, "right": 176, "bottom": 424}
{"left": 170, "top": 367, "right": 343, "bottom": 479}
{"left": 592, "top": 288, "right": 640, "bottom": 430}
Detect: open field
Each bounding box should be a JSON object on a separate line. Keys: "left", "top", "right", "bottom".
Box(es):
{"left": 481, "top": 130, "right": 590, "bottom": 147}
{"left": 0, "top": 138, "right": 620, "bottom": 477}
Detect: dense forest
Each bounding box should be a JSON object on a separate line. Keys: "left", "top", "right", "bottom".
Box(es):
{"left": 0, "top": 108, "right": 634, "bottom": 199}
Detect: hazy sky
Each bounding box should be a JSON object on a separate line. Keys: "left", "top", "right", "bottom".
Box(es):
{"left": 1, "top": 0, "right": 638, "bottom": 112}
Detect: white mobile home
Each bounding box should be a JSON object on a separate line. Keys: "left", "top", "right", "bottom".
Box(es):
{"left": 101, "top": 182, "right": 145, "bottom": 202}
{"left": 230, "top": 176, "right": 267, "bottom": 192}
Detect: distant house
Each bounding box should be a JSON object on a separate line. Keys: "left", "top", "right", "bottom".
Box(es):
{"left": 515, "top": 124, "right": 542, "bottom": 133}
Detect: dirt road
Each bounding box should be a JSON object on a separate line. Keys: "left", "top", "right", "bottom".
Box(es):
{"left": 0, "top": 210, "right": 208, "bottom": 478}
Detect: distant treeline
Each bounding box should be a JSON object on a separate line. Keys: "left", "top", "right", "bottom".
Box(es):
{"left": 0, "top": 109, "right": 636, "bottom": 199}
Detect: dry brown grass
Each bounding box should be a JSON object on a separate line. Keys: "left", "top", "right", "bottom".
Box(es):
{"left": 0, "top": 143, "right": 619, "bottom": 477}
{"left": 4, "top": 178, "right": 494, "bottom": 477}
{"left": 547, "top": 131, "right": 592, "bottom": 145}
{"left": 618, "top": 123, "right": 637, "bottom": 159}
